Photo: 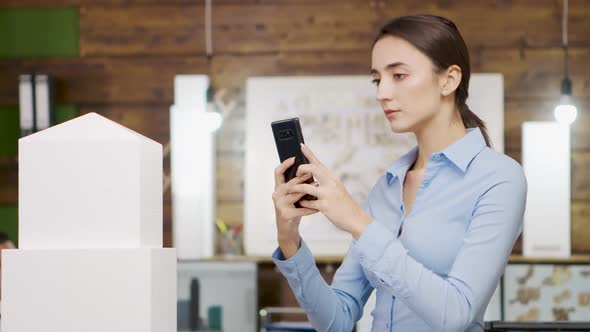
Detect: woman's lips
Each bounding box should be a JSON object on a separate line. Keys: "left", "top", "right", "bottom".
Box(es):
{"left": 384, "top": 109, "right": 401, "bottom": 119}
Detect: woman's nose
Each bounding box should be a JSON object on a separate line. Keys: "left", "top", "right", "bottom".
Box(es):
{"left": 376, "top": 81, "right": 393, "bottom": 102}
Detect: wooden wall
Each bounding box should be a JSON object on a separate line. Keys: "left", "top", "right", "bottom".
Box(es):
{"left": 1, "top": 0, "right": 589, "bottom": 256}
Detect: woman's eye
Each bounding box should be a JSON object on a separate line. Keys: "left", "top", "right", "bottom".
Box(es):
{"left": 393, "top": 73, "right": 406, "bottom": 80}
{"left": 372, "top": 79, "right": 380, "bottom": 86}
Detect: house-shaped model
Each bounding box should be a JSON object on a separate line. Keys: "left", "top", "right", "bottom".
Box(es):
{"left": 2, "top": 113, "right": 176, "bottom": 332}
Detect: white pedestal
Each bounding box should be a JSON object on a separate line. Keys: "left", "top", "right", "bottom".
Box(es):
{"left": 522, "top": 122, "right": 571, "bottom": 257}
{"left": 170, "top": 75, "right": 215, "bottom": 260}
{"left": 18, "top": 113, "right": 163, "bottom": 249}
{"left": 1, "top": 248, "right": 176, "bottom": 332}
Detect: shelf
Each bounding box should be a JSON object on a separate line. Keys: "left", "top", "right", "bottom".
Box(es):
{"left": 507, "top": 255, "right": 590, "bottom": 264}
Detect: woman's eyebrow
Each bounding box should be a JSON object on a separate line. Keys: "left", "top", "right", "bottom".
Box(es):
{"left": 370, "top": 62, "right": 407, "bottom": 74}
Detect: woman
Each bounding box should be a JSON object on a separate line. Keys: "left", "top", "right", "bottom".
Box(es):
{"left": 271, "top": 15, "right": 527, "bottom": 332}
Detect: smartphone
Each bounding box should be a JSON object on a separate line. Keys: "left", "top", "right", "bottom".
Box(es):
{"left": 271, "top": 118, "right": 317, "bottom": 207}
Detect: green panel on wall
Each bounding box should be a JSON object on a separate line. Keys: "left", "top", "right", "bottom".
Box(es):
{"left": 0, "top": 205, "right": 18, "bottom": 247}
{"left": 0, "top": 106, "right": 19, "bottom": 157}
{"left": 0, "top": 105, "right": 79, "bottom": 157}
{"left": 0, "top": 8, "right": 79, "bottom": 57}
{"left": 54, "top": 104, "right": 79, "bottom": 124}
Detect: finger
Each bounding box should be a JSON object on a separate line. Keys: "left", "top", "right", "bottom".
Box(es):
{"left": 301, "top": 143, "right": 322, "bottom": 165}
{"left": 274, "top": 157, "right": 296, "bottom": 186}
{"left": 275, "top": 173, "right": 313, "bottom": 197}
{"left": 300, "top": 143, "right": 338, "bottom": 182}
{"left": 296, "top": 160, "right": 332, "bottom": 183}
{"left": 286, "top": 172, "right": 313, "bottom": 187}
{"left": 298, "top": 208, "right": 319, "bottom": 216}
{"left": 280, "top": 207, "right": 319, "bottom": 220}
{"left": 282, "top": 192, "right": 308, "bottom": 206}
{"left": 290, "top": 183, "right": 320, "bottom": 197}
{"left": 299, "top": 199, "right": 322, "bottom": 211}
{"left": 295, "top": 163, "right": 321, "bottom": 178}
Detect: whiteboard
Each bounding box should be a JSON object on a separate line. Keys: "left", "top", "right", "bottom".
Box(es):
{"left": 244, "top": 74, "right": 504, "bottom": 257}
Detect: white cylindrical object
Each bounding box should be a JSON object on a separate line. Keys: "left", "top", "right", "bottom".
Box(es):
{"left": 522, "top": 122, "right": 571, "bottom": 257}
{"left": 170, "top": 75, "right": 216, "bottom": 260}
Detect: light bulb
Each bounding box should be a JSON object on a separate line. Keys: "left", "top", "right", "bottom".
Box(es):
{"left": 204, "top": 111, "right": 223, "bottom": 132}
{"left": 554, "top": 95, "right": 577, "bottom": 125}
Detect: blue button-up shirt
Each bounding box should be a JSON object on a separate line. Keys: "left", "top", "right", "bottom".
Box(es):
{"left": 272, "top": 128, "right": 527, "bottom": 332}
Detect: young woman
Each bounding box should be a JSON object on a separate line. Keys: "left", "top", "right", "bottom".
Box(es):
{"left": 271, "top": 15, "right": 527, "bottom": 332}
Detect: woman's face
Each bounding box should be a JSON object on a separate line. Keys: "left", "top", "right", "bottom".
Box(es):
{"left": 371, "top": 35, "right": 445, "bottom": 133}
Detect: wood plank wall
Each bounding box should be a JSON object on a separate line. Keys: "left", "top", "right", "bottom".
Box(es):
{"left": 0, "top": 0, "right": 589, "bottom": 254}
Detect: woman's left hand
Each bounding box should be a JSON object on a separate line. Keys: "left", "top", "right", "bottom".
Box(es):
{"left": 292, "top": 143, "right": 373, "bottom": 240}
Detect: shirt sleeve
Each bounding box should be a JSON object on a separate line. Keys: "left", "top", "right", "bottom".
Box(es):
{"left": 272, "top": 203, "right": 376, "bottom": 331}
{"left": 272, "top": 241, "right": 374, "bottom": 331}
{"left": 354, "top": 166, "right": 527, "bottom": 331}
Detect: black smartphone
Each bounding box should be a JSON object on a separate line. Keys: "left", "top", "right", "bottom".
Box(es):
{"left": 271, "top": 117, "right": 317, "bottom": 208}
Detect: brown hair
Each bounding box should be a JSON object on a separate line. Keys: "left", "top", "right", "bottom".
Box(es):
{"left": 374, "top": 15, "right": 492, "bottom": 148}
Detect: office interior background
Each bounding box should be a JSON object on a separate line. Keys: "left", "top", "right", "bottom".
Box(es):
{"left": 0, "top": 0, "right": 589, "bottom": 331}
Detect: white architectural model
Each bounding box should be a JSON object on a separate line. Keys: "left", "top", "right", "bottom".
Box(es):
{"left": 1, "top": 113, "right": 176, "bottom": 332}
{"left": 523, "top": 122, "right": 571, "bottom": 257}
{"left": 170, "top": 75, "right": 217, "bottom": 260}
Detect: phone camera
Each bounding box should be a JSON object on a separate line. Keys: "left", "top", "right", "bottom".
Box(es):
{"left": 279, "top": 129, "right": 294, "bottom": 139}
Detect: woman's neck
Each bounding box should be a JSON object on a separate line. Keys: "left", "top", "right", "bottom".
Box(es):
{"left": 412, "top": 107, "right": 467, "bottom": 170}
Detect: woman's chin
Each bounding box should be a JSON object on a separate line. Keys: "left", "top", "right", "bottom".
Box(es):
{"left": 388, "top": 120, "right": 413, "bottom": 134}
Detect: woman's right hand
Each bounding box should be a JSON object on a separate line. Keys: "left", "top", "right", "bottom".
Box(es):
{"left": 273, "top": 157, "right": 319, "bottom": 258}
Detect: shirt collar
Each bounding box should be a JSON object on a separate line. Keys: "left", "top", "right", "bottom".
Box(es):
{"left": 441, "top": 127, "right": 487, "bottom": 172}
{"left": 385, "top": 127, "right": 487, "bottom": 184}
{"left": 386, "top": 146, "right": 418, "bottom": 185}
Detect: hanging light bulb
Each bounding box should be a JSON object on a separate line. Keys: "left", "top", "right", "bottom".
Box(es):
{"left": 554, "top": 0, "right": 577, "bottom": 125}
{"left": 205, "top": 85, "right": 223, "bottom": 132}
{"left": 554, "top": 79, "right": 577, "bottom": 125}
{"left": 554, "top": 100, "right": 577, "bottom": 125}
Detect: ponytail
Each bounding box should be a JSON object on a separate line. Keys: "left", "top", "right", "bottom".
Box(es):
{"left": 458, "top": 103, "right": 492, "bottom": 148}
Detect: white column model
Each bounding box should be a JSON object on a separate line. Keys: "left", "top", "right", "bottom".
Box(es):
{"left": 170, "top": 75, "right": 219, "bottom": 260}
{"left": 1, "top": 113, "right": 177, "bottom": 332}
{"left": 522, "top": 122, "right": 571, "bottom": 257}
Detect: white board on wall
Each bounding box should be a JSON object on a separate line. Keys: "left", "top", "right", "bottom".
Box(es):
{"left": 244, "top": 74, "right": 504, "bottom": 257}
{"left": 467, "top": 73, "right": 504, "bottom": 153}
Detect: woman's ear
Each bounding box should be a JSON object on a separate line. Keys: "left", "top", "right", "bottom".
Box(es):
{"left": 439, "top": 65, "right": 462, "bottom": 96}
